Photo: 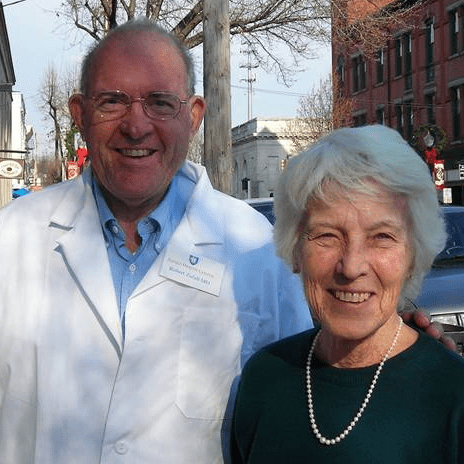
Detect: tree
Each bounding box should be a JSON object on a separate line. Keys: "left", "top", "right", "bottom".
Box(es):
{"left": 39, "top": 64, "right": 80, "bottom": 182}
{"left": 332, "top": 0, "right": 422, "bottom": 58}
{"left": 58, "top": 0, "right": 330, "bottom": 84}
{"left": 285, "top": 74, "right": 352, "bottom": 154}
{"left": 39, "top": 65, "right": 65, "bottom": 181}
{"left": 187, "top": 124, "right": 204, "bottom": 165}
{"left": 35, "top": 154, "right": 63, "bottom": 187}
{"left": 286, "top": 75, "right": 331, "bottom": 154}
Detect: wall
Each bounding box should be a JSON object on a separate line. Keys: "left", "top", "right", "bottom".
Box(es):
{"left": 231, "top": 118, "right": 297, "bottom": 199}
{"left": 0, "top": 3, "right": 16, "bottom": 207}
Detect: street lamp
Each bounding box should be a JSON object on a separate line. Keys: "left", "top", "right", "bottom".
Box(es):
{"left": 423, "top": 131, "right": 435, "bottom": 148}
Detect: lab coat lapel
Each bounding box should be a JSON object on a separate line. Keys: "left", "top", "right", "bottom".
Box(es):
{"left": 51, "top": 173, "right": 123, "bottom": 351}
{"left": 135, "top": 162, "right": 225, "bottom": 294}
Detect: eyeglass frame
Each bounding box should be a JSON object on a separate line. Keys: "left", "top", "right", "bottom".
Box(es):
{"left": 83, "top": 90, "right": 190, "bottom": 121}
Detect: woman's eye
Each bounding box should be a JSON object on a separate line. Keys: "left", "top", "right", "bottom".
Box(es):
{"left": 373, "top": 232, "right": 396, "bottom": 243}
{"left": 311, "top": 232, "right": 340, "bottom": 245}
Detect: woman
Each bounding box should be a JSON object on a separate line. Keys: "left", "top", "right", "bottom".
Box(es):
{"left": 231, "top": 125, "right": 464, "bottom": 463}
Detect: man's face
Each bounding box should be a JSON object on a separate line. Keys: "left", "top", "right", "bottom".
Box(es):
{"left": 70, "top": 32, "right": 205, "bottom": 216}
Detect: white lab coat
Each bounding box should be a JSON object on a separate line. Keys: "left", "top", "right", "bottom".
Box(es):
{"left": 0, "top": 161, "right": 311, "bottom": 464}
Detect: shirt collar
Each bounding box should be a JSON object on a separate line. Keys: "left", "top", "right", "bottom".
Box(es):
{"left": 90, "top": 170, "right": 186, "bottom": 251}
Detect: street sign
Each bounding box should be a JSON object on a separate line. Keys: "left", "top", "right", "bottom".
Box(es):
{"left": 0, "top": 158, "right": 24, "bottom": 179}
{"left": 459, "top": 164, "right": 464, "bottom": 180}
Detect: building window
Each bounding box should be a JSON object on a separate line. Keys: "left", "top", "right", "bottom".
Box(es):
{"left": 376, "top": 49, "right": 384, "bottom": 84}
{"left": 353, "top": 113, "right": 367, "bottom": 127}
{"left": 452, "top": 86, "right": 461, "bottom": 139}
{"left": 425, "top": 94, "right": 435, "bottom": 123}
{"left": 337, "top": 56, "right": 345, "bottom": 96}
{"left": 396, "top": 104, "right": 404, "bottom": 136}
{"left": 404, "top": 33, "right": 412, "bottom": 74}
{"left": 376, "top": 107, "right": 385, "bottom": 124}
{"left": 395, "top": 37, "right": 403, "bottom": 77}
{"left": 352, "top": 55, "right": 366, "bottom": 93}
{"left": 425, "top": 19, "right": 435, "bottom": 83}
{"left": 450, "top": 9, "right": 459, "bottom": 55}
{"left": 394, "top": 32, "right": 412, "bottom": 89}
{"left": 404, "top": 102, "right": 414, "bottom": 141}
{"left": 462, "top": 6, "right": 464, "bottom": 51}
{"left": 404, "top": 33, "right": 412, "bottom": 91}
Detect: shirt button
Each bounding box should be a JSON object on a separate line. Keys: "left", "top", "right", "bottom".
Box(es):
{"left": 112, "top": 225, "right": 119, "bottom": 234}
{"left": 129, "top": 263, "right": 137, "bottom": 273}
{"left": 114, "top": 441, "right": 128, "bottom": 455}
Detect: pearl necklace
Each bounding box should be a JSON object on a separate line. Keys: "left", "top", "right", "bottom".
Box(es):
{"left": 306, "top": 318, "right": 403, "bottom": 445}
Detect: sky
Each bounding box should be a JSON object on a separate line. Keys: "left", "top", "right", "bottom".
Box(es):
{"left": 3, "top": 0, "right": 331, "bottom": 157}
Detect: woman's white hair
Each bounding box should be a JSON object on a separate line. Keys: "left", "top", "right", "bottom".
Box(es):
{"left": 274, "top": 124, "right": 447, "bottom": 308}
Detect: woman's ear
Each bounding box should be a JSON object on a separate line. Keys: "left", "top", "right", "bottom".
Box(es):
{"left": 292, "top": 243, "right": 301, "bottom": 274}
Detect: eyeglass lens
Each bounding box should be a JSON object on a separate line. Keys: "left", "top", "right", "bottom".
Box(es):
{"left": 93, "top": 91, "right": 182, "bottom": 120}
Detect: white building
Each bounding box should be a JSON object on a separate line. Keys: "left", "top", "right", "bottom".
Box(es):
{"left": 231, "top": 118, "right": 298, "bottom": 199}
{"left": 11, "top": 91, "right": 28, "bottom": 189}
{"left": 0, "top": 2, "right": 15, "bottom": 206}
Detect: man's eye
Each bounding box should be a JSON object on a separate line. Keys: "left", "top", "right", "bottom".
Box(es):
{"left": 147, "top": 95, "right": 176, "bottom": 111}
{"left": 97, "top": 95, "right": 126, "bottom": 110}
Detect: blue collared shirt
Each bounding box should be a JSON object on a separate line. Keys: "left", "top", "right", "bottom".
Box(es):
{"left": 91, "top": 167, "right": 195, "bottom": 324}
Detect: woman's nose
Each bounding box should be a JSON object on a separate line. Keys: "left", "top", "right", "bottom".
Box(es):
{"left": 335, "top": 242, "right": 369, "bottom": 280}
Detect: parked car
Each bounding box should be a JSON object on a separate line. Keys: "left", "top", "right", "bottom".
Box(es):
{"left": 414, "top": 206, "right": 464, "bottom": 354}
{"left": 12, "top": 186, "right": 30, "bottom": 199}
{"left": 248, "top": 199, "right": 464, "bottom": 354}
{"left": 245, "top": 198, "right": 275, "bottom": 224}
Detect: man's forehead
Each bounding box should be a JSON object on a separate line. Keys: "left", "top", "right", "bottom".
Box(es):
{"left": 99, "top": 31, "right": 178, "bottom": 59}
{"left": 88, "top": 32, "right": 188, "bottom": 91}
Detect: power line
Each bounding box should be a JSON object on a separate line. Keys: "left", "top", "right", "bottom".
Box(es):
{"left": 2, "top": 0, "right": 27, "bottom": 7}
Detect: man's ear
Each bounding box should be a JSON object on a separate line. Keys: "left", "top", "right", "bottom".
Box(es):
{"left": 68, "top": 93, "right": 86, "bottom": 139}
{"left": 188, "top": 95, "right": 206, "bottom": 141}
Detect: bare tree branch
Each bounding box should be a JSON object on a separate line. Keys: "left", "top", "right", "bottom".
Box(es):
{"left": 39, "top": 63, "right": 81, "bottom": 181}
{"left": 172, "top": 0, "right": 202, "bottom": 41}
{"left": 284, "top": 74, "right": 334, "bottom": 154}
{"left": 57, "top": 0, "right": 333, "bottom": 83}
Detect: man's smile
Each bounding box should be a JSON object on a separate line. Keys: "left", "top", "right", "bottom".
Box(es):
{"left": 118, "top": 148, "right": 154, "bottom": 158}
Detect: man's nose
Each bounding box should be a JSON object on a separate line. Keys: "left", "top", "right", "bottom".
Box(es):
{"left": 119, "top": 101, "right": 154, "bottom": 139}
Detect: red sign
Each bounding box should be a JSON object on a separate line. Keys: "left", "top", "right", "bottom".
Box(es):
{"left": 67, "top": 161, "right": 79, "bottom": 180}
{"left": 77, "top": 147, "right": 88, "bottom": 168}
{"left": 434, "top": 160, "right": 445, "bottom": 189}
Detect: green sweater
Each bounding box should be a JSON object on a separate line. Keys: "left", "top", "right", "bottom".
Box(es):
{"left": 231, "top": 330, "right": 464, "bottom": 463}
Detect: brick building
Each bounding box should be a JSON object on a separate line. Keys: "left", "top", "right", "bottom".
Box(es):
{"left": 333, "top": 0, "right": 464, "bottom": 203}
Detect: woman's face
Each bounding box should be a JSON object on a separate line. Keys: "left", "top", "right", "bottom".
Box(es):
{"left": 293, "top": 184, "right": 413, "bottom": 341}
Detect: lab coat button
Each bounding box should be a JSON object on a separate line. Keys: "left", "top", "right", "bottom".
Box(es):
{"left": 114, "top": 441, "right": 128, "bottom": 455}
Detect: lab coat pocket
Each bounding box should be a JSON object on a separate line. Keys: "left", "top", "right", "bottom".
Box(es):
{"left": 176, "top": 309, "right": 242, "bottom": 420}
{"left": 0, "top": 363, "right": 37, "bottom": 462}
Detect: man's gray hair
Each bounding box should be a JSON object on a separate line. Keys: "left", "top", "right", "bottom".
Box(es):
{"left": 274, "top": 124, "right": 447, "bottom": 308}
{"left": 79, "top": 18, "right": 196, "bottom": 96}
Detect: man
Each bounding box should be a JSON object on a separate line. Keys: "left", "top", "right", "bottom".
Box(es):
{"left": 0, "top": 19, "right": 311, "bottom": 463}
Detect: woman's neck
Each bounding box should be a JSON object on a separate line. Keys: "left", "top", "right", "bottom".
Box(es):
{"left": 315, "top": 319, "right": 418, "bottom": 368}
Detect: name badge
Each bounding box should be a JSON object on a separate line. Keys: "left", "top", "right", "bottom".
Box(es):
{"left": 160, "top": 248, "right": 225, "bottom": 296}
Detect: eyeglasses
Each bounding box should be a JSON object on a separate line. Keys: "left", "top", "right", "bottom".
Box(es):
{"left": 87, "top": 90, "right": 189, "bottom": 121}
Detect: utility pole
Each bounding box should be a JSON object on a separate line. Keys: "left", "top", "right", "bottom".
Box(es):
{"left": 240, "top": 45, "right": 258, "bottom": 121}
{"left": 203, "top": 0, "right": 232, "bottom": 194}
